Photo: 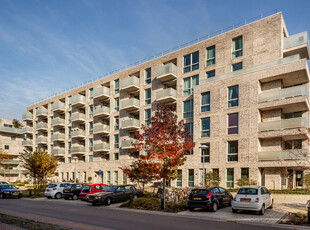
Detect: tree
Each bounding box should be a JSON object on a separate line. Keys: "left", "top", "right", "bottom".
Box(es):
{"left": 205, "top": 171, "right": 221, "bottom": 186}
{"left": 12, "top": 119, "right": 22, "bottom": 129}
{"left": 236, "top": 177, "right": 257, "bottom": 187}
{"left": 19, "top": 149, "right": 59, "bottom": 188}
{"left": 129, "top": 103, "right": 195, "bottom": 209}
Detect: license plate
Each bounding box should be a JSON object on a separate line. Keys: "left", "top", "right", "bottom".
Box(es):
{"left": 194, "top": 197, "right": 202, "bottom": 200}
{"left": 241, "top": 198, "right": 251, "bottom": 202}
{"left": 88, "top": 200, "right": 93, "bottom": 202}
{"left": 64, "top": 190, "right": 68, "bottom": 192}
{"left": 13, "top": 194, "right": 18, "bottom": 196}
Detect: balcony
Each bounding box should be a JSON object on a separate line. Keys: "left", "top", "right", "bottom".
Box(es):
{"left": 22, "top": 140, "right": 32, "bottom": 146}
{"left": 52, "top": 148, "right": 65, "bottom": 156}
{"left": 52, "top": 133, "right": 65, "bottom": 142}
{"left": 121, "top": 119, "right": 140, "bottom": 130}
{"left": 121, "top": 76, "right": 140, "bottom": 93}
{"left": 258, "top": 149, "right": 307, "bottom": 161}
{"left": 94, "top": 86, "right": 110, "bottom": 100}
{"left": 36, "top": 123, "right": 48, "bottom": 130}
{"left": 258, "top": 117, "right": 308, "bottom": 132}
{"left": 71, "top": 129, "right": 85, "bottom": 139}
{"left": 259, "top": 85, "right": 308, "bottom": 103}
{"left": 0, "top": 169, "right": 19, "bottom": 175}
{"left": 156, "top": 63, "right": 177, "bottom": 84}
{"left": 93, "top": 124, "right": 110, "bottom": 135}
{"left": 52, "top": 102, "right": 65, "bottom": 112}
{"left": 283, "top": 31, "right": 309, "bottom": 59}
{"left": 93, "top": 106, "right": 110, "bottom": 118}
{"left": 93, "top": 142, "right": 110, "bottom": 152}
{"left": 156, "top": 88, "right": 177, "bottom": 104}
{"left": 121, "top": 139, "right": 136, "bottom": 150}
{"left": 22, "top": 113, "right": 33, "bottom": 121}
{"left": 36, "top": 137, "right": 48, "bottom": 144}
{"left": 71, "top": 95, "right": 86, "bottom": 107}
{"left": 1, "top": 159, "right": 19, "bottom": 165}
{"left": 71, "top": 146, "right": 85, "bottom": 155}
{"left": 71, "top": 113, "right": 86, "bottom": 123}
{"left": 0, "top": 126, "right": 22, "bottom": 135}
{"left": 22, "top": 127, "right": 33, "bottom": 134}
{"left": 52, "top": 118, "right": 65, "bottom": 127}
{"left": 122, "top": 98, "right": 139, "bottom": 112}
{"left": 36, "top": 108, "right": 48, "bottom": 117}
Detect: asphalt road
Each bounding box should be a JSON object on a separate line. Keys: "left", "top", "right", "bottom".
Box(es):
{"left": 0, "top": 198, "right": 284, "bottom": 230}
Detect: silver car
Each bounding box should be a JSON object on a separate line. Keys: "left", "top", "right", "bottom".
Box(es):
{"left": 44, "top": 182, "right": 71, "bottom": 199}
{"left": 232, "top": 186, "right": 273, "bottom": 215}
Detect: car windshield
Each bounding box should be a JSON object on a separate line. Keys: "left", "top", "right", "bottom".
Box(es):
{"left": 47, "top": 184, "right": 57, "bottom": 188}
{"left": 103, "top": 186, "right": 117, "bottom": 192}
{"left": 191, "top": 189, "right": 210, "bottom": 195}
{"left": 238, "top": 188, "right": 258, "bottom": 195}
{"left": 0, "top": 185, "right": 15, "bottom": 189}
{"left": 64, "top": 185, "right": 73, "bottom": 190}
{"left": 81, "top": 186, "right": 91, "bottom": 193}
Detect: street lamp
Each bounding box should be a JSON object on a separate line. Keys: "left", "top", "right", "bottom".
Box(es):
{"left": 72, "top": 156, "right": 78, "bottom": 183}
{"left": 199, "top": 144, "right": 209, "bottom": 187}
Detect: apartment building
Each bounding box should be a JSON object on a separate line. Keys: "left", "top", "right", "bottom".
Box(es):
{"left": 0, "top": 119, "right": 24, "bottom": 182}
{"left": 22, "top": 12, "right": 310, "bottom": 189}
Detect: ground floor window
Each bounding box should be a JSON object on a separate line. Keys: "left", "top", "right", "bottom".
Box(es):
{"left": 241, "top": 168, "right": 249, "bottom": 179}
{"left": 177, "top": 170, "right": 182, "bottom": 187}
{"left": 188, "top": 169, "right": 194, "bottom": 187}
{"left": 226, "top": 168, "right": 234, "bottom": 189}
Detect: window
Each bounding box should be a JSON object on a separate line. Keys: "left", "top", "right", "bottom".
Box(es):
{"left": 188, "top": 169, "right": 194, "bottom": 187}
{"left": 114, "top": 134, "right": 119, "bottom": 149}
{"left": 284, "top": 139, "right": 302, "bottom": 149}
{"left": 201, "top": 92, "right": 210, "bottom": 112}
{"left": 89, "top": 88, "right": 93, "bottom": 100}
{"left": 283, "top": 111, "right": 302, "bottom": 119}
{"left": 68, "top": 157, "right": 71, "bottom": 163}
{"left": 89, "top": 106, "right": 93, "bottom": 118}
{"left": 4, "top": 145, "right": 9, "bottom": 150}
{"left": 183, "top": 75, "right": 199, "bottom": 96}
{"left": 123, "top": 173, "right": 127, "bottom": 184}
{"left": 232, "top": 36, "right": 243, "bottom": 58}
{"left": 68, "top": 127, "right": 72, "bottom": 138}
{"left": 177, "top": 170, "right": 182, "bottom": 187}
{"left": 107, "top": 171, "right": 111, "bottom": 185}
{"left": 89, "top": 155, "right": 93, "bottom": 162}
{"left": 114, "top": 171, "right": 118, "bottom": 185}
{"left": 68, "top": 96, "right": 72, "bottom": 106}
{"left": 115, "top": 79, "right": 119, "bottom": 94}
{"left": 11, "top": 136, "right": 16, "bottom": 140}
{"left": 89, "top": 122, "right": 93, "bottom": 134}
{"left": 232, "top": 62, "right": 242, "bottom": 71}
{"left": 68, "top": 142, "right": 71, "bottom": 154}
{"left": 114, "top": 152, "right": 119, "bottom": 160}
{"left": 68, "top": 112, "right": 72, "bottom": 123}
{"left": 145, "top": 68, "right": 151, "bottom": 84}
{"left": 227, "top": 168, "right": 234, "bottom": 188}
{"left": 145, "top": 109, "right": 151, "bottom": 125}
{"left": 115, "top": 118, "right": 119, "bottom": 130}
{"left": 228, "top": 85, "right": 239, "bottom": 108}
{"left": 201, "top": 118, "right": 210, "bottom": 137}
{"left": 145, "top": 88, "right": 151, "bottom": 105}
{"left": 228, "top": 141, "right": 238, "bottom": 162}
{"left": 185, "top": 123, "right": 193, "bottom": 138}
{"left": 206, "top": 45, "right": 215, "bottom": 66}
{"left": 228, "top": 113, "right": 238, "bottom": 135}
{"left": 183, "top": 100, "right": 193, "bottom": 118}
{"left": 206, "top": 70, "right": 215, "bottom": 78}
{"left": 89, "top": 138, "right": 93, "bottom": 152}
{"left": 201, "top": 143, "right": 210, "bottom": 163}
{"left": 241, "top": 168, "right": 249, "bottom": 179}
{"left": 114, "top": 98, "right": 119, "bottom": 112}
{"left": 184, "top": 51, "right": 199, "bottom": 73}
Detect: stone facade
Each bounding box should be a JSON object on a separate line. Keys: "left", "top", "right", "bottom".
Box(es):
{"left": 23, "top": 13, "right": 310, "bottom": 189}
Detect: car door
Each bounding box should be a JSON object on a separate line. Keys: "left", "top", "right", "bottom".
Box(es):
{"left": 260, "top": 187, "right": 268, "bottom": 207}
{"left": 219, "top": 187, "right": 230, "bottom": 204}
{"left": 212, "top": 187, "right": 222, "bottom": 206}
{"left": 263, "top": 187, "right": 271, "bottom": 207}
{"left": 124, "top": 186, "right": 134, "bottom": 200}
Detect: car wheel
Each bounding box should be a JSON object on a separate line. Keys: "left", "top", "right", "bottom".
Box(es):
{"left": 259, "top": 204, "right": 265, "bottom": 215}
{"left": 55, "top": 193, "right": 62, "bottom": 199}
{"left": 72, "top": 195, "right": 78, "bottom": 200}
{"left": 105, "top": 197, "right": 112, "bottom": 205}
{"left": 269, "top": 200, "right": 273, "bottom": 209}
{"left": 211, "top": 202, "right": 218, "bottom": 212}
{"left": 18, "top": 194, "right": 22, "bottom": 199}
{"left": 189, "top": 207, "right": 195, "bottom": 211}
{"left": 228, "top": 199, "right": 232, "bottom": 207}
{"left": 133, "top": 194, "right": 138, "bottom": 199}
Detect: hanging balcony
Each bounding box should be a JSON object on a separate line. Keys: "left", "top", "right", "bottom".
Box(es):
{"left": 71, "top": 95, "right": 86, "bottom": 107}
{"left": 36, "top": 108, "right": 48, "bottom": 117}
{"left": 156, "top": 63, "right": 178, "bottom": 83}
{"left": 93, "top": 106, "right": 110, "bottom": 118}
{"left": 121, "top": 76, "right": 140, "bottom": 93}
{"left": 93, "top": 124, "right": 110, "bottom": 135}
{"left": 93, "top": 142, "right": 110, "bottom": 152}
{"left": 22, "top": 113, "right": 33, "bottom": 121}
{"left": 121, "top": 98, "right": 140, "bottom": 112}
{"left": 52, "top": 102, "right": 65, "bottom": 112}
{"left": 156, "top": 88, "right": 177, "bottom": 104}
{"left": 283, "top": 31, "right": 309, "bottom": 59}
{"left": 121, "top": 119, "right": 140, "bottom": 131}
{"left": 94, "top": 86, "right": 110, "bottom": 100}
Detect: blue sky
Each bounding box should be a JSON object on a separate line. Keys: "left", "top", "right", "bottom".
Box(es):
{"left": 0, "top": 0, "right": 310, "bottom": 120}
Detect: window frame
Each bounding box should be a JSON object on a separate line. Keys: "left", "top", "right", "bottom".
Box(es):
{"left": 115, "top": 79, "right": 119, "bottom": 94}
{"left": 183, "top": 51, "right": 199, "bottom": 73}
{"left": 228, "top": 141, "right": 238, "bottom": 162}
{"left": 201, "top": 143, "right": 210, "bottom": 163}
{"left": 206, "top": 45, "right": 215, "bottom": 66}
{"left": 183, "top": 100, "right": 193, "bottom": 119}
{"left": 232, "top": 62, "right": 243, "bottom": 71}
{"left": 183, "top": 75, "right": 199, "bottom": 96}
{"left": 145, "top": 68, "right": 151, "bottom": 84}
{"left": 201, "top": 92, "right": 210, "bottom": 112}
{"left": 114, "top": 98, "right": 119, "bottom": 112}
{"left": 201, "top": 117, "right": 210, "bottom": 137}
{"left": 232, "top": 36, "right": 243, "bottom": 59}
{"left": 145, "top": 88, "right": 151, "bottom": 105}
{"left": 228, "top": 113, "right": 239, "bottom": 135}
{"left": 228, "top": 85, "right": 239, "bottom": 108}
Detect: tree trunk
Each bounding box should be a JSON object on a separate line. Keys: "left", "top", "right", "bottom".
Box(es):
{"left": 161, "top": 178, "right": 166, "bottom": 210}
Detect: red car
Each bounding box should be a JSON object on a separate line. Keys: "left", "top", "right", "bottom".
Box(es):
{"left": 79, "top": 184, "right": 107, "bottom": 201}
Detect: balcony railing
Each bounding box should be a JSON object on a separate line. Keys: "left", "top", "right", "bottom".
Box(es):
{"left": 156, "top": 88, "right": 177, "bottom": 103}
{"left": 52, "top": 118, "right": 65, "bottom": 126}
{"left": 52, "top": 148, "right": 65, "bottom": 156}
{"left": 36, "top": 137, "right": 48, "bottom": 144}
{"left": 51, "top": 133, "right": 65, "bottom": 141}
{"left": 258, "top": 85, "right": 308, "bottom": 103}
{"left": 71, "top": 95, "right": 86, "bottom": 106}
{"left": 36, "top": 123, "right": 48, "bottom": 130}
{"left": 22, "top": 140, "right": 32, "bottom": 146}
{"left": 22, "top": 127, "right": 33, "bottom": 133}
{"left": 22, "top": 113, "right": 33, "bottom": 121}
{"left": 283, "top": 32, "right": 309, "bottom": 50}
{"left": 71, "top": 146, "right": 85, "bottom": 154}
{"left": 1, "top": 159, "right": 19, "bottom": 165}
{"left": 258, "top": 117, "right": 308, "bottom": 132}
{"left": 0, "top": 126, "right": 22, "bottom": 135}
{"left": 121, "top": 76, "right": 140, "bottom": 92}
{"left": 93, "top": 124, "right": 110, "bottom": 134}
{"left": 258, "top": 149, "right": 307, "bottom": 161}
{"left": 36, "top": 108, "right": 48, "bottom": 116}
{"left": 122, "top": 98, "right": 140, "bottom": 111}
{"left": 94, "top": 86, "right": 110, "bottom": 100}
{"left": 71, "top": 129, "right": 85, "bottom": 138}
{"left": 71, "top": 113, "right": 86, "bottom": 122}
{"left": 94, "top": 142, "right": 110, "bottom": 152}
{"left": 121, "top": 139, "right": 136, "bottom": 149}
{"left": 156, "top": 63, "right": 177, "bottom": 82}
{"left": 93, "top": 106, "right": 110, "bottom": 117}
{"left": 0, "top": 169, "right": 19, "bottom": 174}
{"left": 52, "top": 102, "right": 65, "bottom": 112}
{"left": 122, "top": 119, "right": 140, "bottom": 130}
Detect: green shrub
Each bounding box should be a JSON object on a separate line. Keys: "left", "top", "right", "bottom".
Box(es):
{"left": 236, "top": 177, "right": 257, "bottom": 187}
{"left": 166, "top": 201, "right": 187, "bottom": 213}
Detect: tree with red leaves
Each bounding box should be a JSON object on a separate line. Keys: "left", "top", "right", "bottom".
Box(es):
{"left": 125, "top": 103, "right": 195, "bottom": 209}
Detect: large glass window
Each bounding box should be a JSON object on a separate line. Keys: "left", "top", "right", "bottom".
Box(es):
{"left": 241, "top": 168, "right": 249, "bottom": 179}
{"left": 228, "top": 85, "right": 239, "bottom": 108}
{"left": 188, "top": 169, "right": 194, "bottom": 187}
{"left": 145, "top": 88, "right": 151, "bottom": 105}
{"left": 284, "top": 139, "right": 302, "bottom": 149}
{"left": 232, "top": 62, "right": 243, "bottom": 71}
{"left": 145, "top": 109, "right": 151, "bottom": 125}
{"left": 183, "top": 75, "right": 199, "bottom": 96}
{"left": 232, "top": 36, "right": 243, "bottom": 58}
{"left": 184, "top": 51, "right": 199, "bottom": 73}
{"left": 68, "top": 96, "right": 72, "bottom": 106}
{"left": 185, "top": 123, "right": 193, "bottom": 138}
{"left": 177, "top": 170, "right": 182, "bottom": 187}
{"left": 228, "top": 141, "right": 238, "bottom": 162}
{"left": 114, "top": 152, "right": 119, "bottom": 160}
{"left": 89, "top": 106, "right": 93, "bottom": 118}
{"left": 201, "top": 143, "right": 210, "bottom": 163}
{"left": 89, "top": 138, "right": 93, "bottom": 152}
{"left": 201, "top": 117, "right": 210, "bottom": 137}
{"left": 228, "top": 113, "right": 238, "bottom": 135}
{"left": 115, "top": 118, "right": 119, "bottom": 130}
{"left": 115, "top": 79, "right": 119, "bottom": 94}
{"left": 107, "top": 171, "right": 111, "bottom": 185}
{"left": 145, "top": 68, "right": 151, "bottom": 84}
{"left": 89, "top": 88, "right": 93, "bottom": 100}
{"left": 201, "top": 92, "right": 210, "bottom": 112}
{"left": 89, "top": 155, "right": 93, "bottom": 162}
{"left": 283, "top": 111, "right": 302, "bottom": 119}
{"left": 206, "top": 46, "right": 215, "bottom": 66}
{"left": 114, "top": 134, "right": 119, "bottom": 149}
{"left": 114, "top": 98, "right": 119, "bottom": 112}
{"left": 114, "top": 171, "right": 118, "bottom": 185}
{"left": 89, "top": 122, "right": 93, "bottom": 134}
{"left": 183, "top": 100, "right": 193, "bottom": 118}
{"left": 226, "top": 168, "right": 234, "bottom": 188}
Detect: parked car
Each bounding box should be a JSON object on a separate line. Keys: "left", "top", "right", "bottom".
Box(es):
{"left": 63, "top": 184, "right": 83, "bottom": 200}
{"left": 232, "top": 186, "right": 273, "bottom": 215}
{"left": 188, "top": 186, "right": 233, "bottom": 212}
{"left": 79, "top": 184, "right": 107, "bottom": 201}
{"left": 44, "top": 182, "right": 71, "bottom": 199}
{"left": 0, "top": 181, "right": 8, "bottom": 184}
{"left": 87, "top": 185, "right": 143, "bottom": 205}
{"left": 0, "top": 184, "right": 22, "bottom": 199}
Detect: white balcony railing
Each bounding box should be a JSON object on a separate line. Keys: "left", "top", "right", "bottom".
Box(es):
{"left": 258, "top": 117, "right": 308, "bottom": 132}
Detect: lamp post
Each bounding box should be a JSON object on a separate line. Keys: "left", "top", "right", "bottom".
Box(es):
{"left": 199, "top": 144, "right": 209, "bottom": 187}
{"left": 72, "top": 156, "right": 78, "bottom": 183}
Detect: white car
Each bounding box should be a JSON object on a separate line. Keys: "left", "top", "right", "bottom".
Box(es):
{"left": 232, "top": 186, "right": 273, "bottom": 215}
{"left": 44, "top": 182, "right": 71, "bottom": 199}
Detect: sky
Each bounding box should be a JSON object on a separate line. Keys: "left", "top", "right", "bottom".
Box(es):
{"left": 0, "top": 0, "right": 310, "bottom": 120}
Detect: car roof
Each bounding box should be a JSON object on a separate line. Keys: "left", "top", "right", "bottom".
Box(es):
{"left": 238, "top": 186, "right": 263, "bottom": 189}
